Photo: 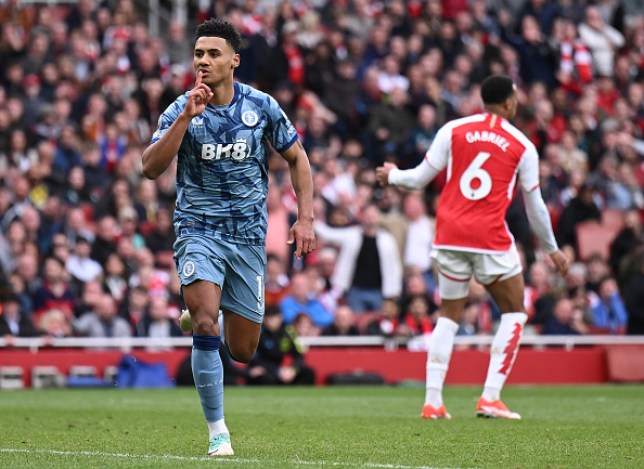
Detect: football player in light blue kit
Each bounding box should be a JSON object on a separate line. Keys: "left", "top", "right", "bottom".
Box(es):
{"left": 142, "top": 18, "right": 316, "bottom": 456}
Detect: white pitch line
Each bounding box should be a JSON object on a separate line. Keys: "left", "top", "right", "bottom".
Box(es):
{"left": 0, "top": 448, "right": 471, "bottom": 469}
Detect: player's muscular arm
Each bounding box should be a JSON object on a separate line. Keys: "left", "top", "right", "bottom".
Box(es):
{"left": 142, "top": 114, "right": 192, "bottom": 179}
{"left": 281, "top": 140, "right": 316, "bottom": 258}
{"left": 142, "top": 72, "right": 213, "bottom": 179}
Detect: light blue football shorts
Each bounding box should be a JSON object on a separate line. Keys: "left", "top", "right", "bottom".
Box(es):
{"left": 174, "top": 231, "right": 266, "bottom": 324}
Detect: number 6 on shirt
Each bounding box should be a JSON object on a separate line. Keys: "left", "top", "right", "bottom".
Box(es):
{"left": 459, "top": 151, "right": 492, "bottom": 200}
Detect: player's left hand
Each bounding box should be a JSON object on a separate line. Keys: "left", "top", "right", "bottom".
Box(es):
{"left": 288, "top": 218, "right": 316, "bottom": 260}
{"left": 549, "top": 250, "right": 569, "bottom": 276}
{"left": 376, "top": 162, "right": 398, "bottom": 186}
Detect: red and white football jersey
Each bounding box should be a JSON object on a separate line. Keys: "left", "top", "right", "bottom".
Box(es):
{"left": 426, "top": 113, "right": 540, "bottom": 253}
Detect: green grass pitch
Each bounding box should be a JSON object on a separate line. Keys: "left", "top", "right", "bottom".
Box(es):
{"left": 0, "top": 385, "right": 642, "bottom": 468}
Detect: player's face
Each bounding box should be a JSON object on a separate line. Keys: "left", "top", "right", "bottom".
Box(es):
{"left": 193, "top": 36, "right": 240, "bottom": 86}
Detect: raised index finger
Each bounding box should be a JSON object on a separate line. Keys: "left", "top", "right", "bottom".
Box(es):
{"left": 195, "top": 71, "right": 202, "bottom": 87}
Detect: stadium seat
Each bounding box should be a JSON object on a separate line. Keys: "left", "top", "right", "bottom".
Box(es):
{"left": 0, "top": 367, "right": 25, "bottom": 389}
{"left": 32, "top": 366, "right": 66, "bottom": 389}
{"left": 67, "top": 366, "right": 113, "bottom": 388}
{"left": 69, "top": 365, "right": 98, "bottom": 379}
{"left": 104, "top": 365, "right": 119, "bottom": 384}
{"left": 601, "top": 209, "right": 625, "bottom": 232}
{"left": 575, "top": 220, "right": 620, "bottom": 261}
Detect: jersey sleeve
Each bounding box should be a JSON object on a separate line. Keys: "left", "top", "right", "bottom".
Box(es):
{"left": 423, "top": 122, "right": 452, "bottom": 171}
{"left": 387, "top": 122, "right": 452, "bottom": 189}
{"left": 264, "top": 95, "right": 298, "bottom": 153}
{"left": 150, "top": 97, "right": 185, "bottom": 144}
{"left": 517, "top": 144, "right": 540, "bottom": 192}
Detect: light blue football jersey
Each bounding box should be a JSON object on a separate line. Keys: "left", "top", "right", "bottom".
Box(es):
{"left": 151, "top": 82, "right": 298, "bottom": 246}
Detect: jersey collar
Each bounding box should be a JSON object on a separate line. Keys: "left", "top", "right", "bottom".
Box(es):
{"left": 207, "top": 82, "right": 241, "bottom": 111}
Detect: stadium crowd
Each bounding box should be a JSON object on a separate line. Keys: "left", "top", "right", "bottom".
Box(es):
{"left": 0, "top": 0, "right": 643, "bottom": 348}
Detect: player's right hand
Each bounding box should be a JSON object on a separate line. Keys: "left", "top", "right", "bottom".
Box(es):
{"left": 182, "top": 71, "right": 213, "bottom": 118}
{"left": 376, "top": 162, "right": 398, "bottom": 186}
{"left": 549, "top": 250, "right": 569, "bottom": 276}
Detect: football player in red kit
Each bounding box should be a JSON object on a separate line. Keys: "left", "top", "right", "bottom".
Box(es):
{"left": 377, "top": 75, "right": 568, "bottom": 419}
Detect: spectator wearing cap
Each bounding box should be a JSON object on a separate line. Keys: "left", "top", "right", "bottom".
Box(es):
{"left": 0, "top": 292, "right": 38, "bottom": 337}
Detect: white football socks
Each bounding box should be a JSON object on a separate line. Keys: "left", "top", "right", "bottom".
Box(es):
{"left": 482, "top": 312, "right": 528, "bottom": 402}
{"left": 424, "top": 317, "right": 459, "bottom": 407}
{"left": 208, "top": 418, "right": 229, "bottom": 439}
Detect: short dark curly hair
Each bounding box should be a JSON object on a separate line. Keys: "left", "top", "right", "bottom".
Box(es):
{"left": 195, "top": 18, "right": 241, "bottom": 53}
{"left": 480, "top": 75, "right": 515, "bottom": 105}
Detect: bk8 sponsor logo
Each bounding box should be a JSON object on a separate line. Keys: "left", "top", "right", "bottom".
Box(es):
{"left": 201, "top": 141, "right": 251, "bottom": 162}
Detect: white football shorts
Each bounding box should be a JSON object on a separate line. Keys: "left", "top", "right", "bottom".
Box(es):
{"left": 431, "top": 246, "right": 523, "bottom": 300}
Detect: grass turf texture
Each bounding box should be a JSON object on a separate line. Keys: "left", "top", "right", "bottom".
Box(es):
{"left": 0, "top": 385, "right": 642, "bottom": 469}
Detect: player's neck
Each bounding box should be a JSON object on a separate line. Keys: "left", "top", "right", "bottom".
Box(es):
{"left": 483, "top": 106, "right": 511, "bottom": 121}
{"left": 209, "top": 81, "right": 235, "bottom": 106}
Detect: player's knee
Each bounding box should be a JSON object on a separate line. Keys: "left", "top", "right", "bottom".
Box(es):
{"left": 227, "top": 344, "right": 255, "bottom": 363}
{"left": 191, "top": 312, "right": 220, "bottom": 336}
